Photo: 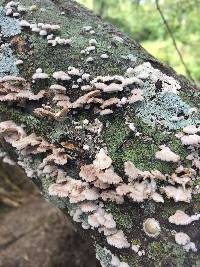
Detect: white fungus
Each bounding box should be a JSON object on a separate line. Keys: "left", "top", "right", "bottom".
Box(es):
{"left": 106, "top": 230, "right": 130, "bottom": 249}
{"left": 97, "top": 167, "right": 123, "bottom": 185}
{"left": 15, "top": 60, "right": 23, "bottom": 65}
{"left": 128, "top": 89, "right": 144, "bottom": 104}
{"left": 39, "top": 29, "right": 48, "bottom": 36}
{"left": 155, "top": 145, "right": 180, "bottom": 162}
{"left": 86, "top": 57, "right": 94, "bottom": 63}
{"left": 181, "top": 134, "right": 200, "bottom": 146}
{"left": 151, "top": 192, "right": 164, "bottom": 203}
{"left": 143, "top": 218, "right": 161, "bottom": 238}
{"left": 32, "top": 69, "right": 49, "bottom": 80}
{"left": 93, "top": 149, "right": 112, "bottom": 170}
{"left": 100, "top": 53, "right": 109, "bottom": 59}
{"left": 124, "top": 161, "right": 140, "bottom": 181}
{"left": 99, "top": 109, "right": 113, "bottom": 116}
{"left": 19, "top": 20, "right": 30, "bottom": 27}
{"left": 161, "top": 186, "right": 192, "bottom": 202}
{"left": 89, "top": 39, "right": 97, "bottom": 46}
{"left": 53, "top": 71, "right": 71, "bottom": 81}
{"left": 183, "top": 125, "right": 199, "bottom": 135}
{"left": 169, "top": 210, "right": 200, "bottom": 225}
{"left": 50, "top": 84, "right": 66, "bottom": 94}
{"left": 175, "top": 232, "right": 190, "bottom": 246}
{"left": 83, "top": 26, "right": 93, "bottom": 32}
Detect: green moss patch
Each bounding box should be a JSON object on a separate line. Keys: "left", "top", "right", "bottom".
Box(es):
{"left": 103, "top": 114, "right": 190, "bottom": 175}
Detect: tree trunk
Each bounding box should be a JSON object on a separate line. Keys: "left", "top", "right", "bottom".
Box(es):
{"left": 0, "top": 1, "right": 199, "bottom": 266}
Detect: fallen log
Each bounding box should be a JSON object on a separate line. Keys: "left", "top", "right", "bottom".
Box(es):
{"left": 0, "top": 0, "right": 199, "bottom": 266}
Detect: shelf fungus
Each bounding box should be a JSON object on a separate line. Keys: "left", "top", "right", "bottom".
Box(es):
{"left": 0, "top": 121, "right": 26, "bottom": 142}
{"left": 42, "top": 148, "right": 70, "bottom": 166}
{"left": 143, "top": 218, "right": 161, "bottom": 238}
{"left": 0, "top": 75, "right": 45, "bottom": 102}
{"left": 91, "top": 75, "right": 143, "bottom": 94}
{"left": 175, "top": 232, "right": 197, "bottom": 252}
{"left": 34, "top": 107, "right": 69, "bottom": 121}
{"left": 100, "top": 190, "right": 124, "bottom": 204}
{"left": 169, "top": 210, "right": 200, "bottom": 225}
{"left": 50, "top": 84, "right": 67, "bottom": 94}
{"left": 0, "top": 2, "right": 199, "bottom": 264}
{"left": 80, "top": 164, "right": 99, "bottom": 182}
{"left": 181, "top": 134, "right": 200, "bottom": 146}
{"left": 32, "top": 68, "right": 49, "bottom": 79}
{"left": 116, "top": 180, "right": 155, "bottom": 202}
{"left": 161, "top": 186, "right": 192, "bottom": 203}
{"left": 99, "top": 109, "right": 113, "bottom": 116}
{"left": 151, "top": 192, "right": 164, "bottom": 203}
{"left": 155, "top": 145, "right": 180, "bottom": 162}
{"left": 124, "top": 160, "right": 141, "bottom": 182}
{"left": 93, "top": 148, "right": 112, "bottom": 170}
{"left": 53, "top": 71, "right": 71, "bottom": 81}
{"left": 106, "top": 230, "right": 130, "bottom": 249}
{"left": 97, "top": 167, "right": 123, "bottom": 185}
{"left": 183, "top": 125, "right": 200, "bottom": 135}
{"left": 79, "top": 201, "right": 98, "bottom": 213}
{"left": 127, "top": 89, "right": 144, "bottom": 104}
{"left": 49, "top": 179, "right": 99, "bottom": 203}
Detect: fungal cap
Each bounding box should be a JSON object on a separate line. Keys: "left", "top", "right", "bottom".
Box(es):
{"left": 155, "top": 145, "right": 180, "bottom": 162}
{"left": 93, "top": 148, "right": 112, "bottom": 170}
{"left": 124, "top": 160, "right": 140, "bottom": 181}
{"left": 97, "top": 167, "right": 122, "bottom": 185}
{"left": 181, "top": 134, "right": 200, "bottom": 146}
{"left": 183, "top": 125, "right": 199, "bottom": 134}
{"left": 161, "top": 186, "right": 192, "bottom": 202}
{"left": 106, "top": 230, "right": 130, "bottom": 249}
{"left": 50, "top": 84, "right": 66, "bottom": 94}
{"left": 151, "top": 192, "right": 164, "bottom": 203}
{"left": 168, "top": 210, "right": 192, "bottom": 225}
{"left": 143, "top": 218, "right": 161, "bottom": 238}
{"left": 53, "top": 71, "right": 71, "bottom": 81}
{"left": 175, "top": 232, "right": 190, "bottom": 246}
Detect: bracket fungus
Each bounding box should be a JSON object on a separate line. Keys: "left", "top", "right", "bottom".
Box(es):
{"left": 0, "top": 1, "right": 199, "bottom": 266}
{"left": 143, "top": 218, "right": 161, "bottom": 238}
{"left": 93, "top": 148, "right": 112, "bottom": 170}
{"left": 106, "top": 230, "right": 130, "bottom": 249}
{"left": 169, "top": 210, "right": 200, "bottom": 225}
{"left": 155, "top": 145, "right": 180, "bottom": 162}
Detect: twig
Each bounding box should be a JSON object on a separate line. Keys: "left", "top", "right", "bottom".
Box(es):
{"left": 155, "top": 0, "right": 194, "bottom": 82}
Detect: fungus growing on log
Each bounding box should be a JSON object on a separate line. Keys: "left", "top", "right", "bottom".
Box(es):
{"left": 143, "top": 218, "right": 161, "bottom": 238}
{"left": 169, "top": 210, "right": 200, "bottom": 225}
{"left": 155, "top": 145, "right": 180, "bottom": 162}
{"left": 106, "top": 230, "right": 130, "bottom": 249}
{"left": 0, "top": 0, "right": 199, "bottom": 266}
{"left": 93, "top": 148, "right": 112, "bottom": 170}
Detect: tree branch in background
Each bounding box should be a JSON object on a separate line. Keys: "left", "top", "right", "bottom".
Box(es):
{"left": 155, "top": 0, "right": 194, "bottom": 82}
{"left": 93, "top": 0, "right": 107, "bottom": 17}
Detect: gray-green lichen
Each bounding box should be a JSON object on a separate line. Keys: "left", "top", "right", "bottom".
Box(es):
{"left": 0, "top": 6, "right": 21, "bottom": 37}
{"left": 0, "top": 44, "right": 19, "bottom": 77}
{"left": 137, "top": 83, "right": 200, "bottom": 130}
{"left": 96, "top": 245, "right": 113, "bottom": 267}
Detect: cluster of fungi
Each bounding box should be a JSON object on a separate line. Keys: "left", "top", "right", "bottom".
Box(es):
{"left": 0, "top": 1, "right": 199, "bottom": 266}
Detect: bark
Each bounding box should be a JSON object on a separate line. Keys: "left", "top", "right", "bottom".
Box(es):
{"left": 0, "top": 190, "right": 99, "bottom": 267}
{"left": 0, "top": 0, "right": 199, "bottom": 266}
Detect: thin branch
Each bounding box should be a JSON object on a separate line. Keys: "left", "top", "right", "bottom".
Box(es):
{"left": 155, "top": 0, "right": 194, "bottom": 82}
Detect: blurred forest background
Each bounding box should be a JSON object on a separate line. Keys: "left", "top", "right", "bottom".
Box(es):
{"left": 78, "top": 0, "right": 200, "bottom": 84}
{"left": 0, "top": 1, "right": 199, "bottom": 266}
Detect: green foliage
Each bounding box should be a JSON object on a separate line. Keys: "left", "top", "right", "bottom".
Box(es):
{"left": 78, "top": 0, "right": 200, "bottom": 84}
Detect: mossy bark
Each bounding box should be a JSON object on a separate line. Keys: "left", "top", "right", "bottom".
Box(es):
{"left": 0, "top": 0, "right": 199, "bottom": 266}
